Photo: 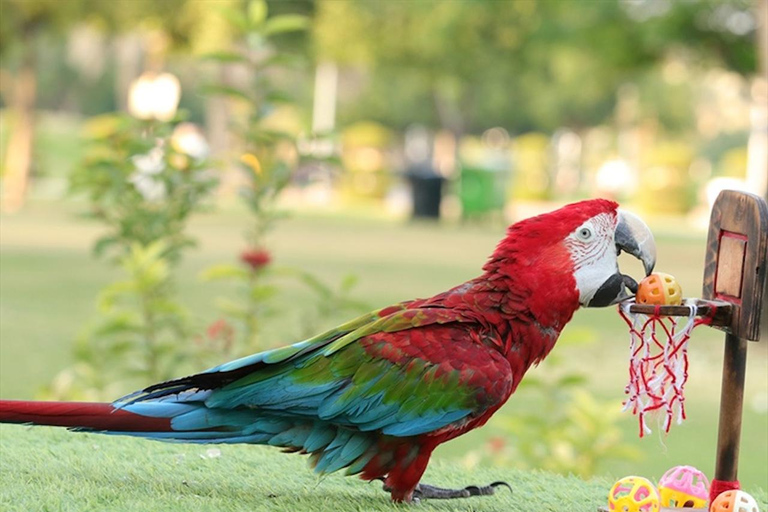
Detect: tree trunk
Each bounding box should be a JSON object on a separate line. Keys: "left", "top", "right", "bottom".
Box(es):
{"left": 756, "top": 0, "right": 767, "bottom": 85}
{"left": 2, "top": 44, "right": 37, "bottom": 214}
{"left": 756, "top": 0, "right": 768, "bottom": 351}
{"left": 206, "top": 63, "right": 239, "bottom": 196}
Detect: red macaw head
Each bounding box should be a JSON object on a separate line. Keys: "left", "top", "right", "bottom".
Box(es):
{"left": 486, "top": 198, "right": 656, "bottom": 309}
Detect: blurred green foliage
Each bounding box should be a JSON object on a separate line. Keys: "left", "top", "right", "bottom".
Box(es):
{"left": 43, "top": 242, "right": 196, "bottom": 399}
{"left": 43, "top": 1, "right": 366, "bottom": 399}
{"left": 466, "top": 329, "right": 640, "bottom": 478}
{"left": 200, "top": 1, "right": 368, "bottom": 351}
{"left": 45, "top": 111, "right": 218, "bottom": 398}
{"left": 201, "top": 0, "right": 313, "bottom": 249}
{"left": 72, "top": 114, "right": 217, "bottom": 261}
{"left": 313, "top": 0, "right": 757, "bottom": 134}
{"left": 637, "top": 141, "right": 697, "bottom": 214}
{"left": 340, "top": 122, "right": 395, "bottom": 199}
{"left": 510, "top": 133, "right": 551, "bottom": 201}
{"left": 1, "top": 0, "right": 756, "bottom": 136}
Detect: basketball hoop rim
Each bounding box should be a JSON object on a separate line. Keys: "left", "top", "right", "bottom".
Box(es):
{"left": 621, "top": 298, "right": 733, "bottom": 327}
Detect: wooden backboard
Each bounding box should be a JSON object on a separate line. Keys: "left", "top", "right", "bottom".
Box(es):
{"left": 702, "top": 190, "right": 768, "bottom": 341}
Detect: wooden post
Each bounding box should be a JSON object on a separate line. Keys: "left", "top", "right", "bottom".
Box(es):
{"left": 702, "top": 190, "right": 767, "bottom": 500}
{"left": 599, "top": 190, "right": 767, "bottom": 512}
{"left": 714, "top": 333, "right": 748, "bottom": 482}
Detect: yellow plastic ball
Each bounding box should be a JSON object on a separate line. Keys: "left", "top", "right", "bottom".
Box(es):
{"left": 659, "top": 487, "right": 708, "bottom": 508}
{"left": 608, "top": 476, "right": 660, "bottom": 512}
{"left": 636, "top": 272, "right": 683, "bottom": 306}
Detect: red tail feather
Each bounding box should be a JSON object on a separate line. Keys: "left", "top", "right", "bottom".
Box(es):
{"left": 0, "top": 400, "right": 172, "bottom": 432}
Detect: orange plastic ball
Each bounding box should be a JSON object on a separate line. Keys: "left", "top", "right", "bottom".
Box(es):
{"left": 710, "top": 490, "right": 759, "bottom": 512}
{"left": 636, "top": 272, "right": 683, "bottom": 306}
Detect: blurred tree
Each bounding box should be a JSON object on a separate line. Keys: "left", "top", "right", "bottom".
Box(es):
{"left": 0, "top": 0, "right": 249, "bottom": 210}
{"left": 0, "top": 0, "right": 87, "bottom": 212}
{"left": 0, "top": 0, "right": 316, "bottom": 209}
{"left": 313, "top": 0, "right": 758, "bottom": 135}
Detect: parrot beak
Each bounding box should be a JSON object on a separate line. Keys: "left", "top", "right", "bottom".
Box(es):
{"left": 615, "top": 209, "right": 656, "bottom": 277}
{"left": 587, "top": 210, "right": 656, "bottom": 308}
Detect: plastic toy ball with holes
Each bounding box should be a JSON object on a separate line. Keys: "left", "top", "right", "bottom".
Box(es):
{"left": 709, "top": 490, "right": 760, "bottom": 512}
{"left": 658, "top": 465, "right": 709, "bottom": 508}
{"left": 608, "top": 476, "right": 660, "bottom": 512}
{"left": 636, "top": 272, "right": 683, "bottom": 306}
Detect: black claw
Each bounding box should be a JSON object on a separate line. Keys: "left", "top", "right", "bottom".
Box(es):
{"left": 463, "top": 481, "right": 511, "bottom": 496}
{"left": 490, "top": 481, "right": 513, "bottom": 493}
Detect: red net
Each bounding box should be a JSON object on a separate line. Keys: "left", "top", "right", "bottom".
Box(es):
{"left": 618, "top": 301, "right": 712, "bottom": 437}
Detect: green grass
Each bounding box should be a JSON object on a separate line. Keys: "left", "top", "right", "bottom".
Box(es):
{"left": 1, "top": 201, "right": 767, "bottom": 495}
{"left": 4, "top": 425, "right": 766, "bottom": 512}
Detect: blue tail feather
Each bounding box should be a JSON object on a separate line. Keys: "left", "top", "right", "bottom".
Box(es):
{"left": 93, "top": 400, "right": 380, "bottom": 477}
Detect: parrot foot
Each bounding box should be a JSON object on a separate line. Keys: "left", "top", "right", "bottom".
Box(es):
{"left": 382, "top": 481, "right": 511, "bottom": 501}
{"left": 414, "top": 481, "right": 511, "bottom": 500}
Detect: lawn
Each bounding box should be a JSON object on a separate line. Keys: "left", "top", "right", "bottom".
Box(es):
{"left": 1, "top": 200, "right": 767, "bottom": 494}
{"left": 2, "top": 426, "right": 766, "bottom": 512}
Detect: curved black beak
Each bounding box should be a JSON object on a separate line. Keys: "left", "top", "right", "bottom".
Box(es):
{"left": 587, "top": 210, "right": 656, "bottom": 308}
{"left": 615, "top": 209, "right": 656, "bottom": 277}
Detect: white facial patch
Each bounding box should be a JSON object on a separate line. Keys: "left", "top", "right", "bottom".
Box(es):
{"left": 565, "top": 213, "right": 620, "bottom": 306}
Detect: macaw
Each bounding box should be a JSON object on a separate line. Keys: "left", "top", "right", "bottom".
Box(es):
{"left": 0, "top": 199, "right": 656, "bottom": 503}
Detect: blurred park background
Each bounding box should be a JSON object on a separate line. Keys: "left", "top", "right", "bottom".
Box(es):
{"left": 1, "top": 0, "right": 767, "bottom": 491}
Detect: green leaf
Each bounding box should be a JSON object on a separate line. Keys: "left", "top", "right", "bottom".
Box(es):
{"left": 263, "top": 15, "right": 310, "bottom": 36}
{"left": 82, "top": 114, "right": 130, "bottom": 140}
{"left": 219, "top": 6, "right": 249, "bottom": 33}
{"left": 340, "top": 274, "right": 359, "bottom": 292}
{"left": 248, "top": 0, "right": 268, "bottom": 26}
{"left": 265, "top": 91, "right": 294, "bottom": 104}
{"left": 201, "top": 51, "right": 249, "bottom": 64}
{"left": 297, "top": 272, "right": 332, "bottom": 298}
{"left": 262, "top": 53, "right": 305, "bottom": 69}
{"left": 151, "top": 298, "right": 188, "bottom": 317}
{"left": 92, "top": 314, "right": 143, "bottom": 338}
{"left": 200, "top": 264, "right": 251, "bottom": 281}
{"left": 246, "top": 128, "right": 296, "bottom": 145}
{"left": 557, "top": 374, "right": 588, "bottom": 388}
{"left": 92, "top": 236, "right": 120, "bottom": 259}
{"left": 249, "top": 284, "right": 277, "bottom": 301}
{"left": 98, "top": 281, "right": 137, "bottom": 311}
{"left": 104, "top": 339, "right": 139, "bottom": 357}
{"left": 200, "top": 84, "right": 252, "bottom": 103}
{"left": 215, "top": 298, "right": 248, "bottom": 318}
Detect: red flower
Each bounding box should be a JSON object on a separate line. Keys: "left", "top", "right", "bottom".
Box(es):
{"left": 206, "top": 318, "right": 235, "bottom": 351}
{"left": 487, "top": 436, "right": 506, "bottom": 452}
{"left": 240, "top": 248, "right": 271, "bottom": 270}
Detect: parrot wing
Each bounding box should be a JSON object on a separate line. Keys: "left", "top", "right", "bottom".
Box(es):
{"left": 119, "top": 303, "right": 513, "bottom": 439}
{"left": 119, "top": 304, "right": 412, "bottom": 404}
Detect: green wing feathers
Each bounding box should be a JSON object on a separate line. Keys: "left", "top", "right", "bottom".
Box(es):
{"left": 116, "top": 302, "right": 513, "bottom": 476}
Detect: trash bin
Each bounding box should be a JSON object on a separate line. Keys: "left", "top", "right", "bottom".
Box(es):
{"left": 407, "top": 163, "right": 444, "bottom": 219}
{"left": 460, "top": 166, "right": 507, "bottom": 217}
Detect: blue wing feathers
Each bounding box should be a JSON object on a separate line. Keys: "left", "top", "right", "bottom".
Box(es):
{"left": 100, "top": 303, "right": 497, "bottom": 478}
{"left": 339, "top": 433, "right": 371, "bottom": 462}
{"left": 344, "top": 451, "right": 375, "bottom": 476}
{"left": 268, "top": 425, "right": 312, "bottom": 447}
{"left": 304, "top": 424, "right": 336, "bottom": 452}
{"left": 381, "top": 410, "right": 469, "bottom": 436}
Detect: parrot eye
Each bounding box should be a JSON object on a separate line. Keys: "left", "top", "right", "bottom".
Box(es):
{"left": 576, "top": 227, "right": 593, "bottom": 241}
